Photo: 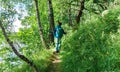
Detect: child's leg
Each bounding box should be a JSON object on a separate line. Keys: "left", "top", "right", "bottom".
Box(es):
{"left": 57, "top": 39, "right": 61, "bottom": 51}
{"left": 55, "top": 38, "right": 59, "bottom": 52}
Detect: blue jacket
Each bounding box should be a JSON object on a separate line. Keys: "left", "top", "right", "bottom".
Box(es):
{"left": 54, "top": 25, "right": 66, "bottom": 38}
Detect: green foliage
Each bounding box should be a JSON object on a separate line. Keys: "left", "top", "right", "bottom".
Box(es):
{"left": 0, "top": 48, "right": 52, "bottom": 72}
{"left": 0, "top": 31, "right": 4, "bottom": 42}
{"left": 1, "top": 0, "right": 120, "bottom": 72}
{"left": 61, "top": 6, "right": 120, "bottom": 72}
{"left": 103, "top": 9, "right": 120, "bottom": 33}
{"left": 33, "top": 49, "right": 52, "bottom": 72}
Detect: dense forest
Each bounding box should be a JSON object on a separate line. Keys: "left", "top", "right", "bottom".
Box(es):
{"left": 0, "top": 0, "right": 120, "bottom": 72}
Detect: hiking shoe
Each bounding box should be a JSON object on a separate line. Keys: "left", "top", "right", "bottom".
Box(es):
{"left": 56, "top": 50, "right": 60, "bottom": 53}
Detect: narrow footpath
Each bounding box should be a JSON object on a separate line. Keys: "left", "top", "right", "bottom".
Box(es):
{"left": 46, "top": 53, "right": 62, "bottom": 72}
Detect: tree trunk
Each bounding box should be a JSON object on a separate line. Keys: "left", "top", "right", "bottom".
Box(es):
{"left": 76, "top": 0, "right": 85, "bottom": 24}
{"left": 0, "top": 21, "right": 38, "bottom": 72}
{"left": 68, "top": 0, "right": 72, "bottom": 26}
{"left": 48, "top": 0, "right": 55, "bottom": 44}
{"left": 34, "top": 0, "right": 49, "bottom": 49}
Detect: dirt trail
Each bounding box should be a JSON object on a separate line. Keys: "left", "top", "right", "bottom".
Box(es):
{"left": 46, "top": 53, "right": 61, "bottom": 72}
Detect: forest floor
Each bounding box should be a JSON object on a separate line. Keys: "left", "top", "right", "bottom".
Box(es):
{"left": 46, "top": 52, "right": 62, "bottom": 72}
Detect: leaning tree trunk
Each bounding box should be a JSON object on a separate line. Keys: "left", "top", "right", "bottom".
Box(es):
{"left": 0, "top": 21, "right": 38, "bottom": 72}
{"left": 76, "top": 0, "right": 85, "bottom": 24}
{"left": 34, "top": 0, "right": 48, "bottom": 49}
{"left": 48, "top": 0, "right": 55, "bottom": 44}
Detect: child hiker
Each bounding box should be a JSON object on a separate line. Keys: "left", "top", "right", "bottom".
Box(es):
{"left": 54, "top": 21, "right": 66, "bottom": 53}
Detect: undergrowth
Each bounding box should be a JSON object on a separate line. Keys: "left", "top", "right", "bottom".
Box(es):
{"left": 61, "top": 6, "right": 120, "bottom": 72}
{"left": 0, "top": 49, "right": 52, "bottom": 72}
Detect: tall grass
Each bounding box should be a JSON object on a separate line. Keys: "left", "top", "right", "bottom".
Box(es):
{"left": 61, "top": 6, "right": 120, "bottom": 72}
{"left": 0, "top": 48, "right": 52, "bottom": 72}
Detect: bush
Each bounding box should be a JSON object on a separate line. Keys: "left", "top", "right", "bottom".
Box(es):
{"left": 0, "top": 49, "right": 52, "bottom": 72}
{"left": 61, "top": 6, "right": 120, "bottom": 72}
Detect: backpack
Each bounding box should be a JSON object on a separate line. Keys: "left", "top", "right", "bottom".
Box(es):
{"left": 54, "top": 26, "right": 64, "bottom": 38}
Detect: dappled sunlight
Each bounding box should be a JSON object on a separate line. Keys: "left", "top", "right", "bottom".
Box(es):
{"left": 0, "top": 0, "right": 120, "bottom": 72}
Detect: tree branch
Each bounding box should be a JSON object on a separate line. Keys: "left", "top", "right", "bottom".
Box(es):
{"left": 0, "top": 20, "right": 38, "bottom": 72}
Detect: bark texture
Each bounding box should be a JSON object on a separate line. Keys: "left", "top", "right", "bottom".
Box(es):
{"left": 34, "top": 0, "right": 48, "bottom": 48}
{"left": 48, "top": 0, "right": 55, "bottom": 44}
{"left": 76, "top": 0, "right": 85, "bottom": 24}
